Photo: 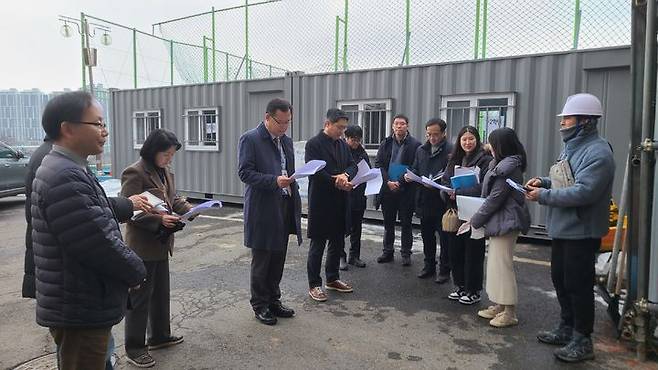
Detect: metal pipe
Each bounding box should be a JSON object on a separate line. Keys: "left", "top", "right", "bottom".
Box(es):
{"left": 82, "top": 12, "right": 101, "bottom": 174}
{"left": 80, "top": 13, "right": 86, "bottom": 90}
{"left": 636, "top": 0, "right": 657, "bottom": 361}
{"left": 608, "top": 149, "right": 630, "bottom": 292}
{"left": 572, "top": 0, "right": 581, "bottom": 49}
{"left": 203, "top": 36, "right": 209, "bottom": 83}
{"left": 334, "top": 16, "right": 340, "bottom": 72}
{"left": 212, "top": 6, "right": 216, "bottom": 82}
{"left": 133, "top": 28, "right": 137, "bottom": 89}
{"left": 474, "top": 0, "right": 480, "bottom": 59}
{"left": 343, "top": 0, "right": 349, "bottom": 71}
{"left": 151, "top": 0, "right": 281, "bottom": 28}
{"left": 404, "top": 0, "right": 410, "bottom": 65}
{"left": 245, "top": 0, "right": 250, "bottom": 79}
{"left": 481, "top": 0, "right": 488, "bottom": 59}
{"left": 170, "top": 40, "right": 174, "bottom": 86}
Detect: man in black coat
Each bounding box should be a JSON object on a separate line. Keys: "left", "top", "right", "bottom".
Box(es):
{"left": 374, "top": 114, "right": 422, "bottom": 266}
{"left": 405, "top": 118, "right": 453, "bottom": 283}
{"left": 340, "top": 125, "right": 370, "bottom": 269}
{"left": 306, "top": 108, "right": 358, "bottom": 302}
{"left": 238, "top": 98, "right": 302, "bottom": 325}
{"left": 31, "top": 91, "right": 146, "bottom": 370}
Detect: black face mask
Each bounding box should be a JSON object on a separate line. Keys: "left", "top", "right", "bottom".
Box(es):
{"left": 559, "top": 124, "right": 582, "bottom": 142}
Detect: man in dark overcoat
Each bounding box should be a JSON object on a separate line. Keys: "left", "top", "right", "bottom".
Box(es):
{"left": 305, "top": 108, "right": 357, "bottom": 302}
{"left": 238, "top": 98, "right": 302, "bottom": 325}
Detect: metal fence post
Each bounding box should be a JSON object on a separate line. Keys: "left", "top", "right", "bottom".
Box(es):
{"left": 572, "top": 0, "right": 582, "bottom": 49}
{"left": 481, "top": 0, "right": 488, "bottom": 59}
{"left": 343, "top": 0, "right": 349, "bottom": 71}
{"left": 335, "top": 16, "right": 340, "bottom": 72}
{"left": 170, "top": 40, "right": 174, "bottom": 86}
{"left": 404, "top": 0, "right": 410, "bottom": 65}
{"left": 133, "top": 28, "right": 137, "bottom": 88}
{"left": 474, "top": 0, "right": 481, "bottom": 59}
{"left": 212, "top": 6, "right": 216, "bottom": 82}
{"left": 245, "top": 0, "right": 250, "bottom": 79}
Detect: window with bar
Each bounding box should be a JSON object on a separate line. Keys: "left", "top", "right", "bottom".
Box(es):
{"left": 184, "top": 108, "right": 220, "bottom": 151}
{"left": 133, "top": 110, "right": 162, "bottom": 149}
{"left": 440, "top": 94, "right": 515, "bottom": 143}
{"left": 338, "top": 99, "right": 392, "bottom": 151}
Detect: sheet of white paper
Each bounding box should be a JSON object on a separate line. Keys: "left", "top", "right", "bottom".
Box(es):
{"left": 456, "top": 195, "right": 486, "bottom": 221}
{"left": 180, "top": 200, "right": 223, "bottom": 221}
{"left": 405, "top": 169, "right": 423, "bottom": 184}
{"left": 131, "top": 191, "right": 166, "bottom": 220}
{"left": 291, "top": 160, "right": 326, "bottom": 180}
{"left": 365, "top": 172, "right": 383, "bottom": 196}
{"left": 351, "top": 160, "right": 378, "bottom": 187}
{"left": 505, "top": 178, "right": 528, "bottom": 194}
{"left": 352, "top": 169, "right": 379, "bottom": 187}
{"left": 421, "top": 176, "right": 453, "bottom": 191}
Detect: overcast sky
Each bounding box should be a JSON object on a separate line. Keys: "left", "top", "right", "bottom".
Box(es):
{"left": 1, "top": 0, "right": 243, "bottom": 92}
{"left": 1, "top": 0, "right": 630, "bottom": 93}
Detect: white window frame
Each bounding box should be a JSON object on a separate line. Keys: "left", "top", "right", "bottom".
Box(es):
{"left": 183, "top": 107, "right": 220, "bottom": 151}
{"left": 439, "top": 93, "right": 516, "bottom": 141}
{"left": 132, "top": 110, "right": 162, "bottom": 149}
{"left": 337, "top": 99, "right": 392, "bottom": 155}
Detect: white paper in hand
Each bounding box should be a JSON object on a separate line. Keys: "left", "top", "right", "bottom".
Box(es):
{"left": 351, "top": 159, "right": 378, "bottom": 187}
{"left": 180, "top": 200, "right": 222, "bottom": 222}
{"left": 405, "top": 169, "right": 423, "bottom": 184}
{"left": 364, "top": 171, "right": 383, "bottom": 196}
{"left": 291, "top": 160, "right": 326, "bottom": 180}
{"left": 456, "top": 195, "right": 485, "bottom": 221}
{"left": 131, "top": 191, "right": 166, "bottom": 220}
{"left": 421, "top": 176, "right": 452, "bottom": 191}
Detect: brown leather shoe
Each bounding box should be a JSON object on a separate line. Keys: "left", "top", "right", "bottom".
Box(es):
{"left": 325, "top": 279, "right": 353, "bottom": 293}
{"left": 309, "top": 287, "right": 328, "bottom": 302}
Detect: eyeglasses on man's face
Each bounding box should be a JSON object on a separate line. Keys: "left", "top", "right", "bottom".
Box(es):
{"left": 269, "top": 114, "right": 292, "bottom": 126}
{"left": 71, "top": 120, "right": 108, "bottom": 130}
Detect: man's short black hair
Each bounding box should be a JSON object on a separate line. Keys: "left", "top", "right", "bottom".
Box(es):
{"left": 344, "top": 125, "right": 363, "bottom": 139}
{"left": 266, "top": 98, "right": 292, "bottom": 115}
{"left": 41, "top": 91, "right": 94, "bottom": 140}
{"left": 393, "top": 114, "right": 409, "bottom": 124}
{"left": 425, "top": 118, "right": 447, "bottom": 132}
{"left": 326, "top": 108, "right": 349, "bottom": 123}
{"left": 139, "top": 128, "right": 182, "bottom": 164}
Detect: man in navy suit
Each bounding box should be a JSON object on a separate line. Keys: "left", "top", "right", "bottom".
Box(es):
{"left": 238, "top": 98, "right": 302, "bottom": 325}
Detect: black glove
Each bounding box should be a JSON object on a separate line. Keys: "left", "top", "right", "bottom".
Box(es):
{"left": 156, "top": 221, "right": 186, "bottom": 242}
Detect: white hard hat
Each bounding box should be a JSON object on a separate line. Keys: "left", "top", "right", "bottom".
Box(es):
{"left": 557, "top": 93, "right": 603, "bottom": 117}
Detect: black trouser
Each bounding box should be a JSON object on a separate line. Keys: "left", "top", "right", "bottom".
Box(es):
{"left": 381, "top": 194, "right": 414, "bottom": 257}
{"left": 308, "top": 236, "right": 343, "bottom": 288}
{"left": 124, "top": 259, "right": 171, "bottom": 357}
{"left": 420, "top": 208, "right": 451, "bottom": 275}
{"left": 50, "top": 327, "right": 111, "bottom": 370}
{"left": 551, "top": 238, "right": 599, "bottom": 336}
{"left": 341, "top": 208, "right": 365, "bottom": 260}
{"left": 250, "top": 246, "right": 288, "bottom": 310}
{"left": 448, "top": 231, "right": 485, "bottom": 293}
{"left": 249, "top": 196, "right": 292, "bottom": 311}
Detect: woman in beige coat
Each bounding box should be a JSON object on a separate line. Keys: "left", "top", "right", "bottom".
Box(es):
{"left": 121, "top": 129, "right": 193, "bottom": 368}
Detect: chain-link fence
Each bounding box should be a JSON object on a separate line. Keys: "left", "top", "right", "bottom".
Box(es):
{"left": 61, "top": 0, "right": 631, "bottom": 90}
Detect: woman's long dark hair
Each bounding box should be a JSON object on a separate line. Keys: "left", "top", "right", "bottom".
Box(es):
{"left": 487, "top": 127, "right": 527, "bottom": 172}
{"left": 140, "top": 129, "right": 181, "bottom": 165}
{"left": 450, "top": 125, "right": 482, "bottom": 165}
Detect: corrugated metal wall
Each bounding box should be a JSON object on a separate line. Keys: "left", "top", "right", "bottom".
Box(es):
{"left": 110, "top": 77, "right": 288, "bottom": 200}
{"left": 111, "top": 46, "right": 630, "bottom": 226}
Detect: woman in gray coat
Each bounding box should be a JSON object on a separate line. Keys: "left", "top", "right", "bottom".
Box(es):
{"left": 470, "top": 128, "right": 530, "bottom": 328}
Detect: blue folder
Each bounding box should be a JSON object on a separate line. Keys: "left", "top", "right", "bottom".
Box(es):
{"left": 450, "top": 173, "right": 478, "bottom": 190}
{"left": 388, "top": 164, "right": 408, "bottom": 181}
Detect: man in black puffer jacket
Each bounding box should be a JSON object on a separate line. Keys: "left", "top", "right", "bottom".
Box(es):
{"left": 32, "top": 91, "right": 146, "bottom": 370}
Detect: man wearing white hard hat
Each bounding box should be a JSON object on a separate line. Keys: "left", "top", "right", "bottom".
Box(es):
{"left": 525, "top": 93, "right": 614, "bottom": 363}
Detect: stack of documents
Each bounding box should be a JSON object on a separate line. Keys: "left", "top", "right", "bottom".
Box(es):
{"left": 351, "top": 159, "right": 383, "bottom": 196}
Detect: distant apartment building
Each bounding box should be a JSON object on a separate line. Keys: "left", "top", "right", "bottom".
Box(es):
{"left": 0, "top": 86, "right": 112, "bottom": 158}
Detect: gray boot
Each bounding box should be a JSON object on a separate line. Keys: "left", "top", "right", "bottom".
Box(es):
{"left": 537, "top": 324, "right": 573, "bottom": 345}
{"left": 553, "top": 332, "right": 594, "bottom": 363}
